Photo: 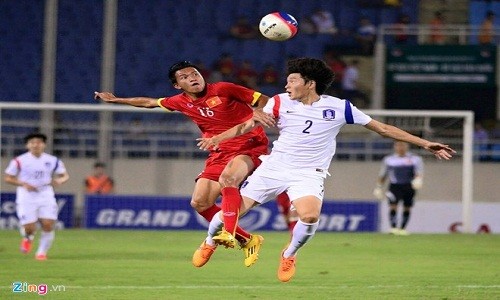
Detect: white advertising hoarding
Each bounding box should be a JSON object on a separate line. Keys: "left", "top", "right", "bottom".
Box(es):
{"left": 379, "top": 201, "right": 499, "bottom": 233}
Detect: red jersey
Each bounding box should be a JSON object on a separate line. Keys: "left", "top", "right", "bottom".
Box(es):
{"left": 157, "top": 82, "right": 269, "bottom": 153}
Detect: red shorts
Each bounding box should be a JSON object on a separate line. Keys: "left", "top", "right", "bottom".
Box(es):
{"left": 196, "top": 143, "right": 268, "bottom": 182}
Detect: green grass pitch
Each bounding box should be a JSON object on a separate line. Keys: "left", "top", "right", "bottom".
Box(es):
{"left": 0, "top": 230, "right": 499, "bottom": 299}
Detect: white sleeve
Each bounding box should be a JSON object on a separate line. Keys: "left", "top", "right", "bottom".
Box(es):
{"left": 351, "top": 104, "right": 372, "bottom": 125}
{"left": 345, "top": 100, "right": 372, "bottom": 125}
{"left": 4, "top": 159, "right": 19, "bottom": 176}
{"left": 263, "top": 95, "right": 277, "bottom": 115}
{"left": 54, "top": 159, "right": 67, "bottom": 175}
{"left": 378, "top": 157, "right": 388, "bottom": 177}
{"left": 414, "top": 156, "right": 424, "bottom": 176}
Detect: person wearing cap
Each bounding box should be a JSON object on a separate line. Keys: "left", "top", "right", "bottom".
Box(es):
{"left": 94, "top": 60, "right": 276, "bottom": 268}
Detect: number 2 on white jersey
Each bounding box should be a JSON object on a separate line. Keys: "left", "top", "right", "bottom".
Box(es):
{"left": 302, "top": 120, "right": 313, "bottom": 134}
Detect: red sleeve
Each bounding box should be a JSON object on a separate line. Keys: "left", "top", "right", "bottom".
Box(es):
{"left": 157, "top": 97, "right": 175, "bottom": 112}
{"left": 272, "top": 95, "right": 281, "bottom": 118}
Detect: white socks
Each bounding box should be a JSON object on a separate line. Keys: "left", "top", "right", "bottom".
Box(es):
{"left": 205, "top": 213, "right": 224, "bottom": 246}
{"left": 20, "top": 226, "right": 35, "bottom": 241}
{"left": 36, "top": 231, "right": 55, "bottom": 255}
{"left": 283, "top": 220, "right": 319, "bottom": 258}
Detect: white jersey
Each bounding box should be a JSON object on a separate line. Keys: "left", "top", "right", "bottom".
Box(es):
{"left": 379, "top": 152, "right": 423, "bottom": 184}
{"left": 4, "top": 152, "right": 67, "bottom": 203}
{"left": 262, "top": 93, "right": 372, "bottom": 171}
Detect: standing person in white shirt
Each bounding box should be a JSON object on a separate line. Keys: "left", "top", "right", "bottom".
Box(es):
{"left": 310, "top": 9, "right": 337, "bottom": 34}
{"left": 196, "top": 57, "right": 455, "bottom": 282}
{"left": 373, "top": 141, "right": 423, "bottom": 235}
{"left": 4, "top": 133, "right": 69, "bottom": 260}
{"left": 341, "top": 59, "right": 368, "bottom": 107}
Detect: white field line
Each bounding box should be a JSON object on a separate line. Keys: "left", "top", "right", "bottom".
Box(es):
{"left": 12, "top": 285, "right": 500, "bottom": 290}
{"left": 2, "top": 285, "right": 499, "bottom": 290}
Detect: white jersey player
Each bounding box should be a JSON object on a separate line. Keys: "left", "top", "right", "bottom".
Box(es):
{"left": 196, "top": 58, "right": 455, "bottom": 282}
{"left": 4, "top": 133, "right": 69, "bottom": 260}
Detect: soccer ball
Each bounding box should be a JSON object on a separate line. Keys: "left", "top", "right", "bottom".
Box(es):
{"left": 259, "top": 12, "right": 298, "bottom": 41}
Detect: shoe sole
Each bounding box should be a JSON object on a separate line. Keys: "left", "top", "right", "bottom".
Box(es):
{"left": 192, "top": 243, "right": 217, "bottom": 268}
{"left": 244, "top": 236, "right": 264, "bottom": 267}
{"left": 212, "top": 236, "right": 236, "bottom": 248}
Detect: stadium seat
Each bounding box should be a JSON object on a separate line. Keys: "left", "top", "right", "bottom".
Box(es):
{"left": 491, "top": 144, "right": 500, "bottom": 161}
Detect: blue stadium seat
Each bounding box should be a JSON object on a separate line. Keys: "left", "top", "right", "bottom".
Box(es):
{"left": 491, "top": 144, "right": 500, "bottom": 161}
{"left": 0, "top": 0, "right": 43, "bottom": 101}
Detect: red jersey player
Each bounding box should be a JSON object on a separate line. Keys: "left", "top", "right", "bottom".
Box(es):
{"left": 276, "top": 193, "right": 298, "bottom": 232}
{"left": 94, "top": 61, "right": 275, "bottom": 268}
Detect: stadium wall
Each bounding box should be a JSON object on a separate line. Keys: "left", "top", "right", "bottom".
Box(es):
{"left": 0, "top": 159, "right": 498, "bottom": 203}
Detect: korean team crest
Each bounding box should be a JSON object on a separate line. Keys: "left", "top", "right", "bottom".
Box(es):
{"left": 322, "top": 109, "right": 335, "bottom": 120}
{"left": 206, "top": 96, "right": 222, "bottom": 108}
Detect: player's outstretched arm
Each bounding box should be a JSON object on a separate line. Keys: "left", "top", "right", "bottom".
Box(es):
{"left": 197, "top": 119, "right": 257, "bottom": 151}
{"left": 94, "top": 91, "right": 159, "bottom": 108}
{"left": 365, "top": 119, "right": 456, "bottom": 160}
{"left": 252, "top": 108, "right": 275, "bottom": 128}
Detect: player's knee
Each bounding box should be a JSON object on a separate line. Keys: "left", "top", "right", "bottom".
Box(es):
{"left": 218, "top": 173, "right": 241, "bottom": 188}
{"left": 24, "top": 223, "right": 37, "bottom": 234}
{"left": 40, "top": 221, "right": 54, "bottom": 231}
{"left": 299, "top": 214, "right": 319, "bottom": 224}
{"left": 190, "top": 198, "right": 210, "bottom": 212}
{"left": 190, "top": 199, "right": 203, "bottom": 212}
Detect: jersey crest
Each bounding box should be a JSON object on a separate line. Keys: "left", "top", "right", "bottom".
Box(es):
{"left": 322, "top": 109, "right": 336, "bottom": 120}
{"left": 206, "top": 96, "right": 222, "bottom": 108}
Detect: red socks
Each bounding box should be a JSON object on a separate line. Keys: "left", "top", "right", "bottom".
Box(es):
{"left": 198, "top": 204, "right": 221, "bottom": 222}
{"left": 221, "top": 187, "right": 242, "bottom": 236}
{"left": 288, "top": 220, "right": 298, "bottom": 233}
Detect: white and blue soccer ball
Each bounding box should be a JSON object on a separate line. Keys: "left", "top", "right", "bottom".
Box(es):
{"left": 259, "top": 12, "right": 298, "bottom": 41}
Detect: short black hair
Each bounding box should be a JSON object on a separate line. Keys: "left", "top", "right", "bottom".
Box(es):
{"left": 94, "top": 162, "right": 106, "bottom": 168}
{"left": 24, "top": 132, "right": 47, "bottom": 144}
{"left": 286, "top": 57, "right": 335, "bottom": 95}
{"left": 168, "top": 60, "right": 200, "bottom": 84}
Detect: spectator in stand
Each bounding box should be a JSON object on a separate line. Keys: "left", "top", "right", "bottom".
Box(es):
{"left": 194, "top": 60, "right": 212, "bottom": 81}
{"left": 85, "top": 162, "right": 114, "bottom": 194}
{"left": 394, "top": 14, "right": 411, "bottom": 44}
{"left": 214, "top": 53, "right": 236, "bottom": 82}
{"left": 310, "top": 9, "right": 337, "bottom": 35}
{"left": 479, "top": 10, "right": 495, "bottom": 45}
{"left": 474, "top": 122, "right": 490, "bottom": 143}
{"left": 429, "top": 11, "right": 445, "bottom": 44}
{"left": 299, "top": 16, "right": 317, "bottom": 34}
{"left": 230, "top": 16, "right": 259, "bottom": 39}
{"left": 208, "top": 62, "right": 223, "bottom": 83}
{"left": 324, "top": 51, "right": 346, "bottom": 96}
{"left": 474, "top": 122, "right": 490, "bottom": 161}
{"left": 260, "top": 63, "right": 280, "bottom": 86}
{"left": 236, "top": 60, "right": 259, "bottom": 89}
{"left": 341, "top": 59, "right": 368, "bottom": 108}
{"left": 355, "top": 17, "right": 377, "bottom": 55}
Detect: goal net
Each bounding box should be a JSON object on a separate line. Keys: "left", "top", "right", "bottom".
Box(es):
{"left": 0, "top": 102, "right": 475, "bottom": 232}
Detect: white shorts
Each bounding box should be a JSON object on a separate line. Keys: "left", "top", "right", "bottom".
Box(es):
{"left": 16, "top": 189, "right": 58, "bottom": 225}
{"left": 240, "top": 162, "right": 326, "bottom": 204}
